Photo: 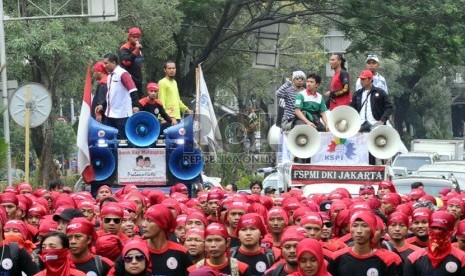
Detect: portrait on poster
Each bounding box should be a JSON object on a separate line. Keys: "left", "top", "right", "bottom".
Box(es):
{"left": 117, "top": 148, "right": 166, "bottom": 185}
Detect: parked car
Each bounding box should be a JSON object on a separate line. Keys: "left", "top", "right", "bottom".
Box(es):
{"left": 302, "top": 183, "right": 379, "bottom": 198}
{"left": 391, "top": 152, "right": 439, "bottom": 174}
{"left": 393, "top": 175, "right": 458, "bottom": 196}
{"left": 417, "top": 163, "right": 465, "bottom": 189}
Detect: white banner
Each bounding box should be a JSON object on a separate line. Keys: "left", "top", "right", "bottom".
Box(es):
{"left": 118, "top": 148, "right": 166, "bottom": 185}
{"left": 311, "top": 132, "right": 369, "bottom": 165}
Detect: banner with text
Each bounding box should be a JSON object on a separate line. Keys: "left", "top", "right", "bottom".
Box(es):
{"left": 118, "top": 148, "right": 166, "bottom": 185}
{"left": 311, "top": 132, "right": 369, "bottom": 165}
{"left": 291, "top": 164, "right": 386, "bottom": 185}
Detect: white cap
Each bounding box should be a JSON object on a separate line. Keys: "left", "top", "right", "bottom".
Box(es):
{"left": 366, "top": 54, "right": 379, "bottom": 63}
{"left": 292, "top": 70, "right": 306, "bottom": 80}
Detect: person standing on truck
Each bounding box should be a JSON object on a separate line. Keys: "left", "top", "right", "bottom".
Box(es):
{"left": 276, "top": 71, "right": 306, "bottom": 130}
{"left": 350, "top": 69, "right": 393, "bottom": 165}
{"left": 324, "top": 53, "right": 351, "bottom": 110}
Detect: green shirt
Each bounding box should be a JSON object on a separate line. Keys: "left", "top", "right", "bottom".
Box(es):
{"left": 294, "top": 90, "right": 327, "bottom": 121}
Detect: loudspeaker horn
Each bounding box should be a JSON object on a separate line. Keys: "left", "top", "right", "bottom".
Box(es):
{"left": 125, "top": 111, "right": 160, "bottom": 147}
{"left": 88, "top": 117, "right": 118, "bottom": 146}
{"left": 327, "top": 106, "right": 361, "bottom": 138}
{"left": 89, "top": 147, "right": 116, "bottom": 181}
{"left": 164, "top": 115, "right": 193, "bottom": 145}
{"left": 169, "top": 146, "right": 204, "bottom": 180}
{"left": 286, "top": 125, "right": 321, "bottom": 158}
{"left": 267, "top": 124, "right": 281, "bottom": 151}
{"left": 367, "top": 125, "right": 401, "bottom": 159}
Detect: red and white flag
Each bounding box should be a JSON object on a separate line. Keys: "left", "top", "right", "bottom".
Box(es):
{"left": 77, "top": 64, "right": 95, "bottom": 182}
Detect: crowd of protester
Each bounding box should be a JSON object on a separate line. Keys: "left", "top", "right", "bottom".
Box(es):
{"left": 1, "top": 178, "right": 465, "bottom": 275}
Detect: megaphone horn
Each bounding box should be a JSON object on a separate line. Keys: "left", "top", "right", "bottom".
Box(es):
{"left": 125, "top": 111, "right": 160, "bottom": 147}
{"left": 267, "top": 124, "right": 281, "bottom": 151}
{"left": 286, "top": 125, "right": 321, "bottom": 158}
{"left": 89, "top": 147, "right": 116, "bottom": 181}
{"left": 164, "top": 115, "right": 194, "bottom": 143}
{"left": 367, "top": 125, "right": 401, "bottom": 159}
{"left": 88, "top": 117, "right": 119, "bottom": 146}
{"left": 327, "top": 106, "right": 361, "bottom": 138}
{"left": 169, "top": 146, "right": 204, "bottom": 180}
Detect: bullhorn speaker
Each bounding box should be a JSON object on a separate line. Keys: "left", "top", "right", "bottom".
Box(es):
{"left": 327, "top": 106, "right": 361, "bottom": 138}
{"left": 267, "top": 124, "right": 281, "bottom": 151}
{"left": 88, "top": 117, "right": 118, "bottom": 146}
{"left": 286, "top": 125, "right": 321, "bottom": 158}
{"left": 125, "top": 111, "right": 160, "bottom": 147}
{"left": 164, "top": 115, "right": 193, "bottom": 144}
{"left": 169, "top": 146, "right": 204, "bottom": 180}
{"left": 367, "top": 125, "right": 401, "bottom": 159}
{"left": 89, "top": 147, "right": 116, "bottom": 181}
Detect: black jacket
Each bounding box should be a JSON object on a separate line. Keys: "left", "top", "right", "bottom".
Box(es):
{"left": 350, "top": 85, "right": 392, "bottom": 123}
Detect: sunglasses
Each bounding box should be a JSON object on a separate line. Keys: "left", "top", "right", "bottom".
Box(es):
{"left": 124, "top": 254, "right": 145, "bottom": 263}
{"left": 323, "top": 222, "right": 333, "bottom": 228}
{"left": 360, "top": 186, "right": 374, "bottom": 191}
{"left": 103, "top": 218, "right": 122, "bottom": 224}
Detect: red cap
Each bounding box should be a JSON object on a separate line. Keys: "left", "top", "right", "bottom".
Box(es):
{"left": 101, "top": 203, "right": 124, "bottom": 218}
{"left": 236, "top": 213, "right": 266, "bottom": 237}
{"left": 359, "top": 69, "right": 373, "bottom": 79}
{"left": 185, "top": 228, "right": 205, "bottom": 240}
{"left": 267, "top": 207, "right": 289, "bottom": 225}
{"left": 350, "top": 210, "right": 377, "bottom": 237}
{"left": 300, "top": 212, "right": 322, "bottom": 227}
{"left": 382, "top": 193, "right": 402, "bottom": 207}
{"left": 147, "top": 82, "right": 159, "bottom": 92}
{"left": 457, "top": 220, "right": 465, "bottom": 238}
{"left": 388, "top": 211, "right": 409, "bottom": 226}
{"left": 429, "top": 210, "right": 455, "bottom": 231}
{"left": 205, "top": 223, "right": 229, "bottom": 239}
{"left": 128, "top": 27, "right": 141, "bottom": 37}
{"left": 281, "top": 225, "right": 307, "bottom": 245}
{"left": 412, "top": 207, "right": 432, "bottom": 222}
{"left": 93, "top": 61, "right": 106, "bottom": 74}
{"left": 379, "top": 180, "right": 397, "bottom": 193}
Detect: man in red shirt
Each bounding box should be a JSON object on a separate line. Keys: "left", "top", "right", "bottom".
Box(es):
{"left": 324, "top": 53, "right": 350, "bottom": 110}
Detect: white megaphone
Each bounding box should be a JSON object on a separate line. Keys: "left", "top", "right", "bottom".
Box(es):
{"left": 367, "top": 125, "right": 401, "bottom": 159}
{"left": 267, "top": 124, "right": 281, "bottom": 151}
{"left": 286, "top": 125, "right": 321, "bottom": 158}
{"left": 327, "top": 106, "right": 361, "bottom": 138}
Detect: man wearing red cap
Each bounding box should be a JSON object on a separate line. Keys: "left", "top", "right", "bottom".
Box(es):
{"left": 265, "top": 226, "right": 306, "bottom": 276}
{"left": 405, "top": 211, "right": 465, "bottom": 275}
{"left": 157, "top": 60, "right": 193, "bottom": 121}
{"left": 225, "top": 201, "right": 248, "bottom": 248}
{"left": 97, "top": 203, "right": 130, "bottom": 244}
{"left": 0, "top": 192, "right": 19, "bottom": 220}
{"left": 139, "top": 82, "right": 177, "bottom": 133}
{"left": 266, "top": 207, "right": 288, "bottom": 248}
{"left": 455, "top": 220, "right": 465, "bottom": 251}
{"left": 350, "top": 69, "right": 393, "bottom": 164}
{"left": 232, "top": 213, "right": 276, "bottom": 275}
{"left": 119, "top": 27, "right": 144, "bottom": 99}
{"left": 447, "top": 196, "right": 465, "bottom": 226}
{"left": 67, "top": 217, "right": 113, "bottom": 276}
{"left": 407, "top": 207, "right": 432, "bottom": 248}
{"left": 330, "top": 211, "right": 402, "bottom": 276}
{"left": 387, "top": 212, "right": 420, "bottom": 263}
{"left": 188, "top": 223, "right": 251, "bottom": 275}
{"left": 142, "top": 204, "right": 192, "bottom": 275}
{"left": 91, "top": 61, "right": 108, "bottom": 122}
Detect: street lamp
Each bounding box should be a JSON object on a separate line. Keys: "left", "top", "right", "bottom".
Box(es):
{"left": 320, "top": 29, "right": 352, "bottom": 77}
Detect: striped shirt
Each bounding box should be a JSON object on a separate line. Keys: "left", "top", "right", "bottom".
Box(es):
{"left": 276, "top": 81, "right": 302, "bottom": 123}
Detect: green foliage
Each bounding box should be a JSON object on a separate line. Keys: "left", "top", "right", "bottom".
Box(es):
{"left": 52, "top": 121, "right": 77, "bottom": 160}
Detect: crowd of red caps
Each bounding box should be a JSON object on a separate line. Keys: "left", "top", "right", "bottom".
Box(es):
{"left": 2, "top": 179, "right": 465, "bottom": 276}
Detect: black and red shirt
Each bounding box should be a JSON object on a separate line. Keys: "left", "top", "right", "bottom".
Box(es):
{"left": 147, "top": 240, "right": 192, "bottom": 276}
{"left": 329, "top": 247, "right": 402, "bottom": 276}
{"left": 406, "top": 247, "right": 465, "bottom": 275}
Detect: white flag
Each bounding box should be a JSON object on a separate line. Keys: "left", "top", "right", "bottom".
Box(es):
{"left": 197, "top": 65, "right": 222, "bottom": 157}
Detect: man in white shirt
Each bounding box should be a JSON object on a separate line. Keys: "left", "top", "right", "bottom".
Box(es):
{"left": 95, "top": 53, "right": 140, "bottom": 139}
{"left": 355, "top": 54, "right": 388, "bottom": 93}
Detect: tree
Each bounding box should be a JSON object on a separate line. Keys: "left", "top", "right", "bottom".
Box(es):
{"left": 4, "top": 0, "right": 182, "bottom": 185}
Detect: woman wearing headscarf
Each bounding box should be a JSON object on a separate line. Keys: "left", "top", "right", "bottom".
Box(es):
{"left": 289, "top": 238, "right": 330, "bottom": 276}
{"left": 35, "top": 231, "right": 86, "bottom": 276}
{"left": 108, "top": 240, "right": 151, "bottom": 276}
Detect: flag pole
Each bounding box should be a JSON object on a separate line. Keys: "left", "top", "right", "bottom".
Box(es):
{"left": 195, "top": 66, "right": 201, "bottom": 147}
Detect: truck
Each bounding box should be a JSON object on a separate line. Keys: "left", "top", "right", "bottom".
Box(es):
{"left": 410, "top": 139, "right": 464, "bottom": 161}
